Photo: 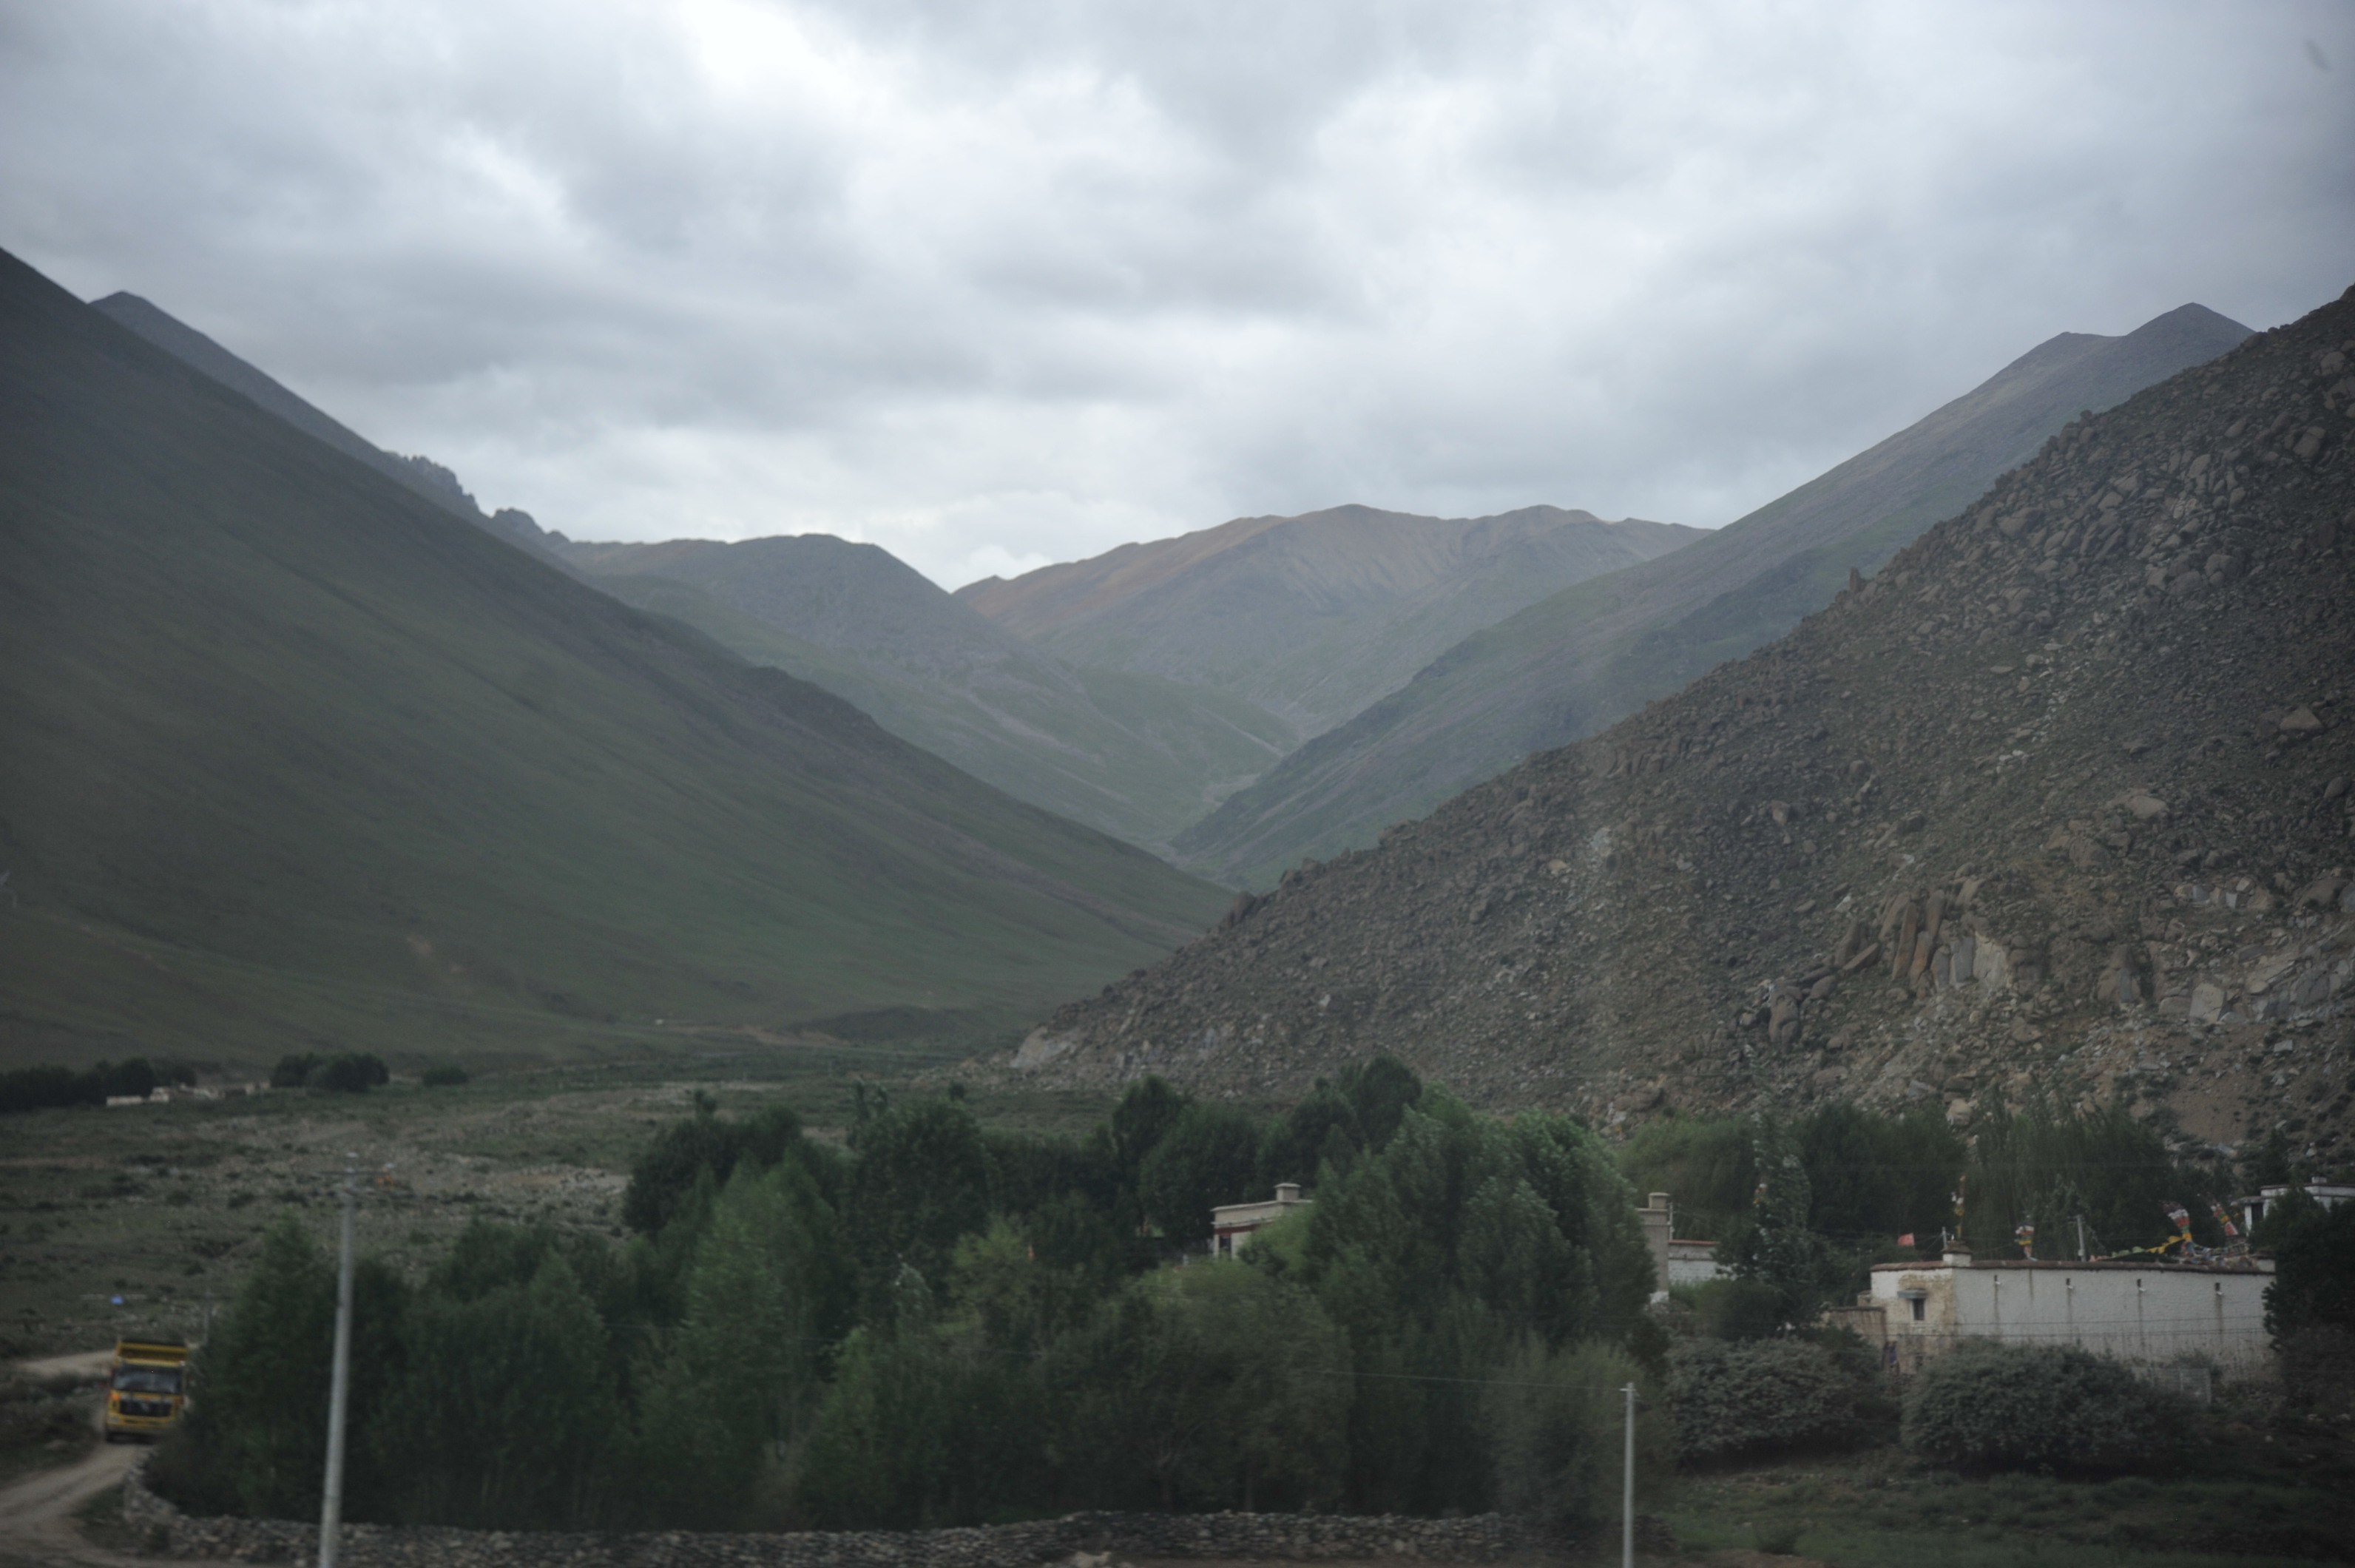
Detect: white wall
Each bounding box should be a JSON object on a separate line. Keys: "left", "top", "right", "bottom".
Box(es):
{"left": 1870, "top": 1261, "right": 2274, "bottom": 1376}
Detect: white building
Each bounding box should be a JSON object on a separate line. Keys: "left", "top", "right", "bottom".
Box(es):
{"left": 1668, "top": 1239, "right": 1726, "bottom": 1286}
{"left": 2237, "top": 1183, "right": 2355, "bottom": 1234}
{"left": 1843, "top": 1246, "right": 2276, "bottom": 1378}
{"left": 1210, "top": 1183, "right": 1311, "bottom": 1256}
{"left": 1637, "top": 1192, "right": 1726, "bottom": 1300}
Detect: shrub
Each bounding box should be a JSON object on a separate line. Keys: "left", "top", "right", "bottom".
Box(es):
{"left": 1668, "top": 1338, "right": 1865, "bottom": 1464}
{"left": 268, "top": 1053, "right": 320, "bottom": 1089}
{"left": 1900, "top": 1342, "right": 2184, "bottom": 1474}
{"left": 2264, "top": 1194, "right": 2355, "bottom": 1337}
{"left": 1484, "top": 1338, "right": 1669, "bottom": 1533}
{"left": 420, "top": 1063, "right": 469, "bottom": 1088}
{"left": 267, "top": 1052, "right": 387, "bottom": 1092}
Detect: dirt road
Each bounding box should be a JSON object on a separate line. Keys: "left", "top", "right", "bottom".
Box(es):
{"left": 0, "top": 1353, "right": 141, "bottom": 1568}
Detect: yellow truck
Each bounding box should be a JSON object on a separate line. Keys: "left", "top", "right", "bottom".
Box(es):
{"left": 103, "top": 1337, "right": 190, "bottom": 1442}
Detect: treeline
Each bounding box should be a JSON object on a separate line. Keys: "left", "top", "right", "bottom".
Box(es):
{"left": 269, "top": 1052, "right": 391, "bottom": 1092}
{"left": 152, "top": 1061, "right": 1673, "bottom": 1534}
{"left": 0, "top": 1057, "right": 193, "bottom": 1114}
{"left": 1620, "top": 1096, "right": 2262, "bottom": 1336}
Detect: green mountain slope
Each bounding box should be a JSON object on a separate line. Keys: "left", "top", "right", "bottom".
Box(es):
{"left": 1178, "top": 304, "right": 2254, "bottom": 886}
{"left": 957, "top": 504, "right": 1701, "bottom": 736}
{"left": 88, "top": 291, "right": 566, "bottom": 564}
{"left": 0, "top": 249, "right": 1227, "bottom": 1067}
{"left": 561, "top": 537, "right": 1297, "bottom": 855}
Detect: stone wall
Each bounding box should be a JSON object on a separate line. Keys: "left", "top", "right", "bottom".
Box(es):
{"left": 123, "top": 1460, "right": 1527, "bottom": 1565}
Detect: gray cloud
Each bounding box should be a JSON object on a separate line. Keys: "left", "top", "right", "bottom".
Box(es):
{"left": 4, "top": 0, "right": 2350, "bottom": 588}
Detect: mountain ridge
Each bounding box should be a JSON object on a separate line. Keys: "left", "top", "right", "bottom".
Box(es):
{"left": 87, "top": 290, "right": 567, "bottom": 564}
{"left": 1007, "top": 284, "right": 2355, "bottom": 1174}
{"left": 0, "top": 246, "right": 1227, "bottom": 1067}
{"left": 958, "top": 503, "right": 1702, "bottom": 736}
{"left": 559, "top": 533, "right": 1298, "bottom": 854}
{"left": 1178, "top": 304, "right": 2257, "bottom": 885}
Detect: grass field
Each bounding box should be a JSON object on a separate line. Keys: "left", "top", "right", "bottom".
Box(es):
{"left": 0, "top": 1041, "right": 1116, "bottom": 1359}
{"left": 1664, "top": 1448, "right": 2349, "bottom": 1567}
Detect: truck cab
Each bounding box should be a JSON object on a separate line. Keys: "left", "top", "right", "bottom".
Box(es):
{"left": 104, "top": 1337, "right": 191, "bottom": 1442}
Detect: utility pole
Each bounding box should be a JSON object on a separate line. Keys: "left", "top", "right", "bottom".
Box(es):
{"left": 318, "top": 1159, "right": 357, "bottom": 1568}
{"left": 1622, "top": 1382, "right": 1637, "bottom": 1568}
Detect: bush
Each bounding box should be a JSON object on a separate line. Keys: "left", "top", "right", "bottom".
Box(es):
{"left": 420, "top": 1063, "right": 469, "bottom": 1088}
{"left": 269, "top": 1052, "right": 387, "bottom": 1092}
{"left": 1484, "top": 1338, "right": 1668, "bottom": 1533}
{"left": 310, "top": 1054, "right": 389, "bottom": 1094}
{"left": 1668, "top": 1338, "right": 1866, "bottom": 1464}
{"left": 1900, "top": 1342, "right": 2184, "bottom": 1474}
{"left": 268, "top": 1054, "right": 319, "bottom": 1089}
{"left": 2265, "top": 1194, "right": 2355, "bottom": 1337}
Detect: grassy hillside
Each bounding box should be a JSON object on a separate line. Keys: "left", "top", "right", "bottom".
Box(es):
{"left": 564, "top": 538, "right": 1295, "bottom": 855}
{"left": 0, "top": 248, "right": 1228, "bottom": 1070}
{"left": 1178, "top": 305, "right": 2254, "bottom": 886}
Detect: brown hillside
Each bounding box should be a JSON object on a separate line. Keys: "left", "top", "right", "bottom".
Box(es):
{"left": 1009, "top": 285, "right": 2355, "bottom": 1169}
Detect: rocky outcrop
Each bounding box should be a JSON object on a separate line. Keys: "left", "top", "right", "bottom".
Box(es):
{"left": 121, "top": 1459, "right": 1526, "bottom": 1565}
{"left": 1005, "top": 285, "right": 2355, "bottom": 1170}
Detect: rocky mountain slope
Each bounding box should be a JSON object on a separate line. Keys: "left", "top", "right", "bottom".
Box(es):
{"left": 1179, "top": 305, "right": 2256, "bottom": 888}
{"left": 560, "top": 535, "right": 1297, "bottom": 853}
{"left": 1012, "top": 285, "right": 2355, "bottom": 1172}
{"left": 89, "top": 291, "right": 566, "bottom": 564}
{"left": 0, "top": 247, "right": 1227, "bottom": 1067}
{"left": 957, "top": 504, "right": 1700, "bottom": 737}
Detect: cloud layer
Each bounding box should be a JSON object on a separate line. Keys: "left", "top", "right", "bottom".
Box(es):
{"left": 4, "top": 0, "right": 2350, "bottom": 587}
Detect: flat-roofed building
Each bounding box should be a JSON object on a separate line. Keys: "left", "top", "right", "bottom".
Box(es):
{"left": 1837, "top": 1246, "right": 2274, "bottom": 1379}
{"left": 1211, "top": 1182, "right": 1311, "bottom": 1256}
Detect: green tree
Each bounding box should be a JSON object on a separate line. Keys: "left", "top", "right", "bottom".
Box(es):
{"left": 1964, "top": 1099, "right": 2189, "bottom": 1257}
{"left": 1728, "top": 1120, "right": 1842, "bottom": 1334}
{"left": 369, "top": 1250, "right": 622, "bottom": 1528}
{"left": 1058, "top": 1264, "right": 1348, "bottom": 1512}
{"left": 1616, "top": 1116, "right": 1757, "bottom": 1246}
{"left": 844, "top": 1098, "right": 994, "bottom": 1308}
{"left": 2264, "top": 1194, "right": 2355, "bottom": 1337}
{"left": 1136, "top": 1102, "right": 1266, "bottom": 1249}
{"left": 792, "top": 1321, "right": 1047, "bottom": 1527}
{"left": 623, "top": 1101, "right": 837, "bottom": 1234}
{"left": 1796, "top": 1101, "right": 1960, "bottom": 1243}
{"left": 147, "top": 1215, "right": 406, "bottom": 1521}
{"left": 1260, "top": 1081, "right": 1362, "bottom": 1188}
{"left": 1107, "top": 1075, "right": 1189, "bottom": 1189}
{"left": 632, "top": 1159, "right": 852, "bottom": 1524}
{"left": 1335, "top": 1054, "right": 1423, "bottom": 1151}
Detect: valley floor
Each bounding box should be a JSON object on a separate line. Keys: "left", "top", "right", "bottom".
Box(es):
{"left": 7, "top": 1058, "right": 2346, "bottom": 1568}
{"left": 0, "top": 1042, "right": 1106, "bottom": 1359}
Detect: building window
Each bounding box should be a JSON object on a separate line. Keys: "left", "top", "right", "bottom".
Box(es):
{"left": 1910, "top": 1297, "right": 1925, "bottom": 1322}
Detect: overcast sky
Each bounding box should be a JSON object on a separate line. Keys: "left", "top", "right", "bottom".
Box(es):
{"left": 4, "top": 2, "right": 2350, "bottom": 589}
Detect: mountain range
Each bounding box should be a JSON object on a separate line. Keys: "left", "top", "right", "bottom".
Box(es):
{"left": 1006, "top": 283, "right": 2355, "bottom": 1175}
{"left": 958, "top": 504, "right": 1700, "bottom": 737}
{"left": 557, "top": 535, "right": 1297, "bottom": 853}
{"left": 1176, "top": 305, "right": 2257, "bottom": 886}
{"left": 0, "top": 248, "right": 1226, "bottom": 1067}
